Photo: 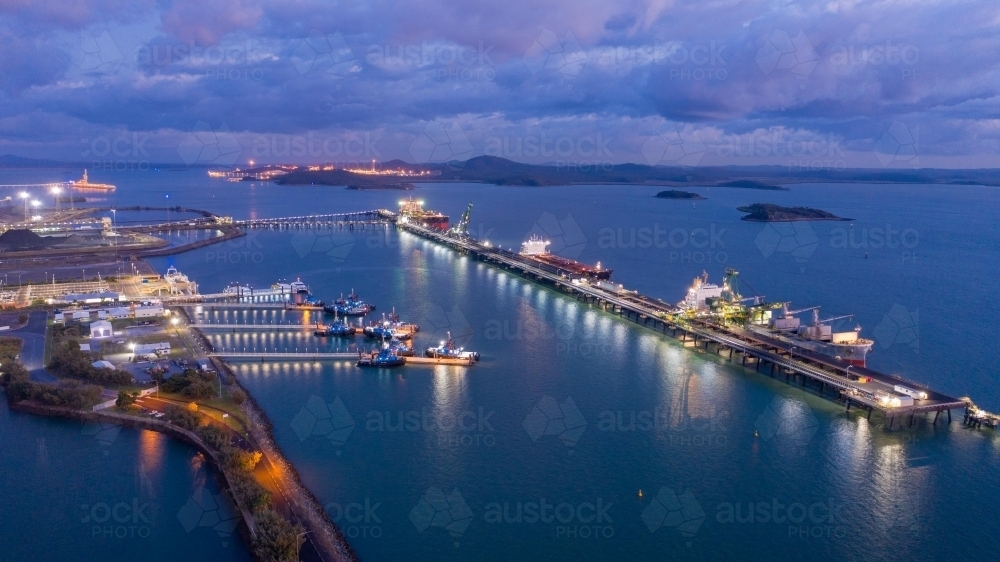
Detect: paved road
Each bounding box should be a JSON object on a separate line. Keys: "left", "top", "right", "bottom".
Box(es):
{"left": 11, "top": 310, "right": 55, "bottom": 382}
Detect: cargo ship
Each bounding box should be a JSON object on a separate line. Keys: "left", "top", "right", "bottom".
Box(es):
{"left": 677, "top": 270, "right": 874, "bottom": 367}
{"left": 397, "top": 198, "right": 449, "bottom": 231}
{"left": 70, "top": 170, "right": 116, "bottom": 192}
{"left": 751, "top": 305, "right": 874, "bottom": 367}
{"left": 516, "top": 234, "right": 612, "bottom": 280}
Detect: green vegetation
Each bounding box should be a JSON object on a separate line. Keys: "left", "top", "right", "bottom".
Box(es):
{"left": 736, "top": 203, "right": 851, "bottom": 222}
{"left": 116, "top": 390, "right": 138, "bottom": 408}
{"left": 0, "top": 336, "right": 23, "bottom": 364}
{"left": 161, "top": 399, "right": 302, "bottom": 559}
{"left": 164, "top": 403, "right": 201, "bottom": 430}
{"left": 655, "top": 189, "right": 705, "bottom": 200}
{"left": 1, "top": 359, "right": 103, "bottom": 408}
{"left": 230, "top": 387, "right": 247, "bottom": 405}
{"left": 160, "top": 369, "right": 219, "bottom": 399}
{"left": 2, "top": 340, "right": 103, "bottom": 409}
{"left": 48, "top": 340, "right": 133, "bottom": 386}
{"left": 252, "top": 509, "right": 306, "bottom": 562}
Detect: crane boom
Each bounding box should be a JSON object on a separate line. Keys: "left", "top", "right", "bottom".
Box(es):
{"left": 448, "top": 202, "right": 473, "bottom": 238}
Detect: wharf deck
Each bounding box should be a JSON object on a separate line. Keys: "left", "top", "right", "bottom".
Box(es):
{"left": 397, "top": 220, "right": 967, "bottom": 424}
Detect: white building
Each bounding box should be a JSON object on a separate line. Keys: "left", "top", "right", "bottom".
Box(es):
{"left": 92, "top": 360, "right": 115, "bottom": 369}
{"left": 90, "top": 320, "right": 113, "bottom": 339}
{"left": 134, "top": 304, "right": 164, "bottom": 318}
{"left": 107, "top": 307, "right": 132, "bottom": 320}
{"left": 134, "top": 342, "right": 170, "bottom": 355}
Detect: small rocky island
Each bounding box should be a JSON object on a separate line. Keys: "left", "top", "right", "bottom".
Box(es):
{"left": 737, "top": 203, "right": 851, "bottom": 222}
{"left": 718, "top": 180, "right": 789, "bottom": 191}
{"left": 655, "top": 190, "right": 705, "bottom": 200}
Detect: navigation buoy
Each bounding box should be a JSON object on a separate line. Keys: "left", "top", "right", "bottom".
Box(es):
{"left": 637, "top": 489, "right": 643, "bottom": 498}
{"left": 754, "top": 430, "right": 759, "bottom": 438}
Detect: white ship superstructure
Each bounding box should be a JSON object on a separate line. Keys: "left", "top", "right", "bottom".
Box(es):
{"left": 754, "top": 305, "right": 873, "bottom": 366}
{"left": 519, "top": 234, "right": 550, "bottom": 256}
{"left": 678, "top": 271, "right": 724, "bottom": 312}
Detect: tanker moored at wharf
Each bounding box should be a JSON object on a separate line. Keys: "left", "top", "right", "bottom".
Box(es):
{"left": 70, "top": 170, "right": 116, "bottom": 192}
{"left": 677, "top": 270, "right": 874, "bottom": 367}
{"left": 397, "top": 197, "right": 449, "bottom": 230}
{"left": 514, "top": 234, "right": 613, "bottom": 280}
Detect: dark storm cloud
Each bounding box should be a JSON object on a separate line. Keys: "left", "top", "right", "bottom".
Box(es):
{"left": 1, "top": 0, "right": 999, "bottom": 166}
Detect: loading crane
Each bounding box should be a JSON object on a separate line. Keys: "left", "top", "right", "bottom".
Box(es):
{"left": 447, "top": 202, "right": 473, "bottom": 238}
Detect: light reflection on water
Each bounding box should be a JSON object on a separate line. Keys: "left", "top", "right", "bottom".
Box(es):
{"left": 109, "top": 173, "right": 1000, "bottom": 561}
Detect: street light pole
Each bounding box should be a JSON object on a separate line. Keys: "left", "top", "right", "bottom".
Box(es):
{"left": 19, "top": 191, "right": 29, "bottom": 222}
{"left": 295, "top": 530, "right": 313, "bottom": 560}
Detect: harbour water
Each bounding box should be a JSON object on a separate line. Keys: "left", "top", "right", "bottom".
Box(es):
{"left": 0, "top": 398, "right": 252, "bottom": 561}
{"left": 3, "top": 168, "right": 1000, "bottom": 561}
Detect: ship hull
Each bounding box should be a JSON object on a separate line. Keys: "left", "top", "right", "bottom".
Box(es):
{"left": 423, "top": 216, "right": 449, "bottom": 231}
{"left": 793, "top": 339, "right": 871, "bottom": 367}
{"left": 525, "top": 254, "right": 612, "bottom": 280}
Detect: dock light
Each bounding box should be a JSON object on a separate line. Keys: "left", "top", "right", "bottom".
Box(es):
{"left": 19, "top": 192, "right": 30, "bottom": 221}
{"left": 171, "top": 318, "right": 179, "bottom": 326}
{"left": 128, "top": 342, "right": 136, "bottom": 351}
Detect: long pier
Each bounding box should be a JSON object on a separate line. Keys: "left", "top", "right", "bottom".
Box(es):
{"left": 396, "top": 218, "right": 969, "bottom": 428}
{"left": 207, "top": 350, "right": 474, "bottom": 367}
{"left": 190, "top": 323, "right": 319, "bottom": 330}
{"left": 210, "top": 351, "right": 358, "bottom": 360}
{"left": 152, "top": 205, "right": 985, "bottom": 427}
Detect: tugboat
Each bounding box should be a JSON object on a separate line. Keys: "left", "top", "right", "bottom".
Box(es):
{"left": 314, "top": 311, "right": 357, "bottom": 337}
{"left": 325, "top": 290, "right": 376, "bottom": 316}
{"left": 363, "top": 310, "right": 417, "bottom": 340}
{"left": 388, "top": 340, "right": 415, "bottom": 357}
{"left": 386, "top": 308, "right": 419, "bottom": 336}
{"left": 425, "top": 332, "right": 480, "bottom": 362}
{"left": 357, "top": 344, "right": 406, "bottom": 368}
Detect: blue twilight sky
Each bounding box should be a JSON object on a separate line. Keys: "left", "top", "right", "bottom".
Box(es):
{"left": 0, "top": 0, "right": 997, "bottom": 168}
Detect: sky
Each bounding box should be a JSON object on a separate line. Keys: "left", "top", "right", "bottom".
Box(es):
{"left": 0, "top": 0, "right": 998, "bottom": 169}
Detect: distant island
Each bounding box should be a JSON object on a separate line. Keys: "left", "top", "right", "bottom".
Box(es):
{"left": 718, "top": 180, "right": 788, "bottom": 191}
{"left": 737, "top": 203, "right": 851, "bottom": 222}
{"left": 346, "top": 182, "right": 414, "bottom": 191}
{"left": 10, "top": 154, "right": 1000, "bottom": 188}
{"left": 655, "top": 190, "right": 705, "bottom": 200}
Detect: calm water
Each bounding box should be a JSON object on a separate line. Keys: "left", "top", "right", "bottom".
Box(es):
{"left": 0, "top": 399, "right": 252, "bottom": 561}
{"left": 3, "top": 168, "right": 1000, "bottom": 561}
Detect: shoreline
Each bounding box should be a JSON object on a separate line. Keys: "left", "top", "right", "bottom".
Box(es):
{"left": 215, "top": 357, "right": 358, "bottom": 562}
{"left": 6, "top": 302, "right": 358, "bottom": 562}
{"left": 180, "top": 307, "right": 357, "bottom": 562}
{"left": 7, "top": 400, "right": 260, "bottom": 547}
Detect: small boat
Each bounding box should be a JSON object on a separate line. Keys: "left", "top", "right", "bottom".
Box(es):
{"left": 425, "top": 331, "right": 480, "bottom": 362}
{"left": 363, "top": 311, "right": 416, "bottom": 340}
{"left": 357, "top": 345, "right": 406, "bottom": 368}
{"left": 314, "top": 312, "right": 357, "bottom": 336}
{"left": 389, "top": 340, "right": 415, "bottom": 357}
{"left": 386, "top": 308, "right": 419, "bottom": 335}
{"left": 292, "top": 295, "right": 325, "bottom": 308}
{"left": 325, "top": 291, "right": 376, "bottom": 316}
